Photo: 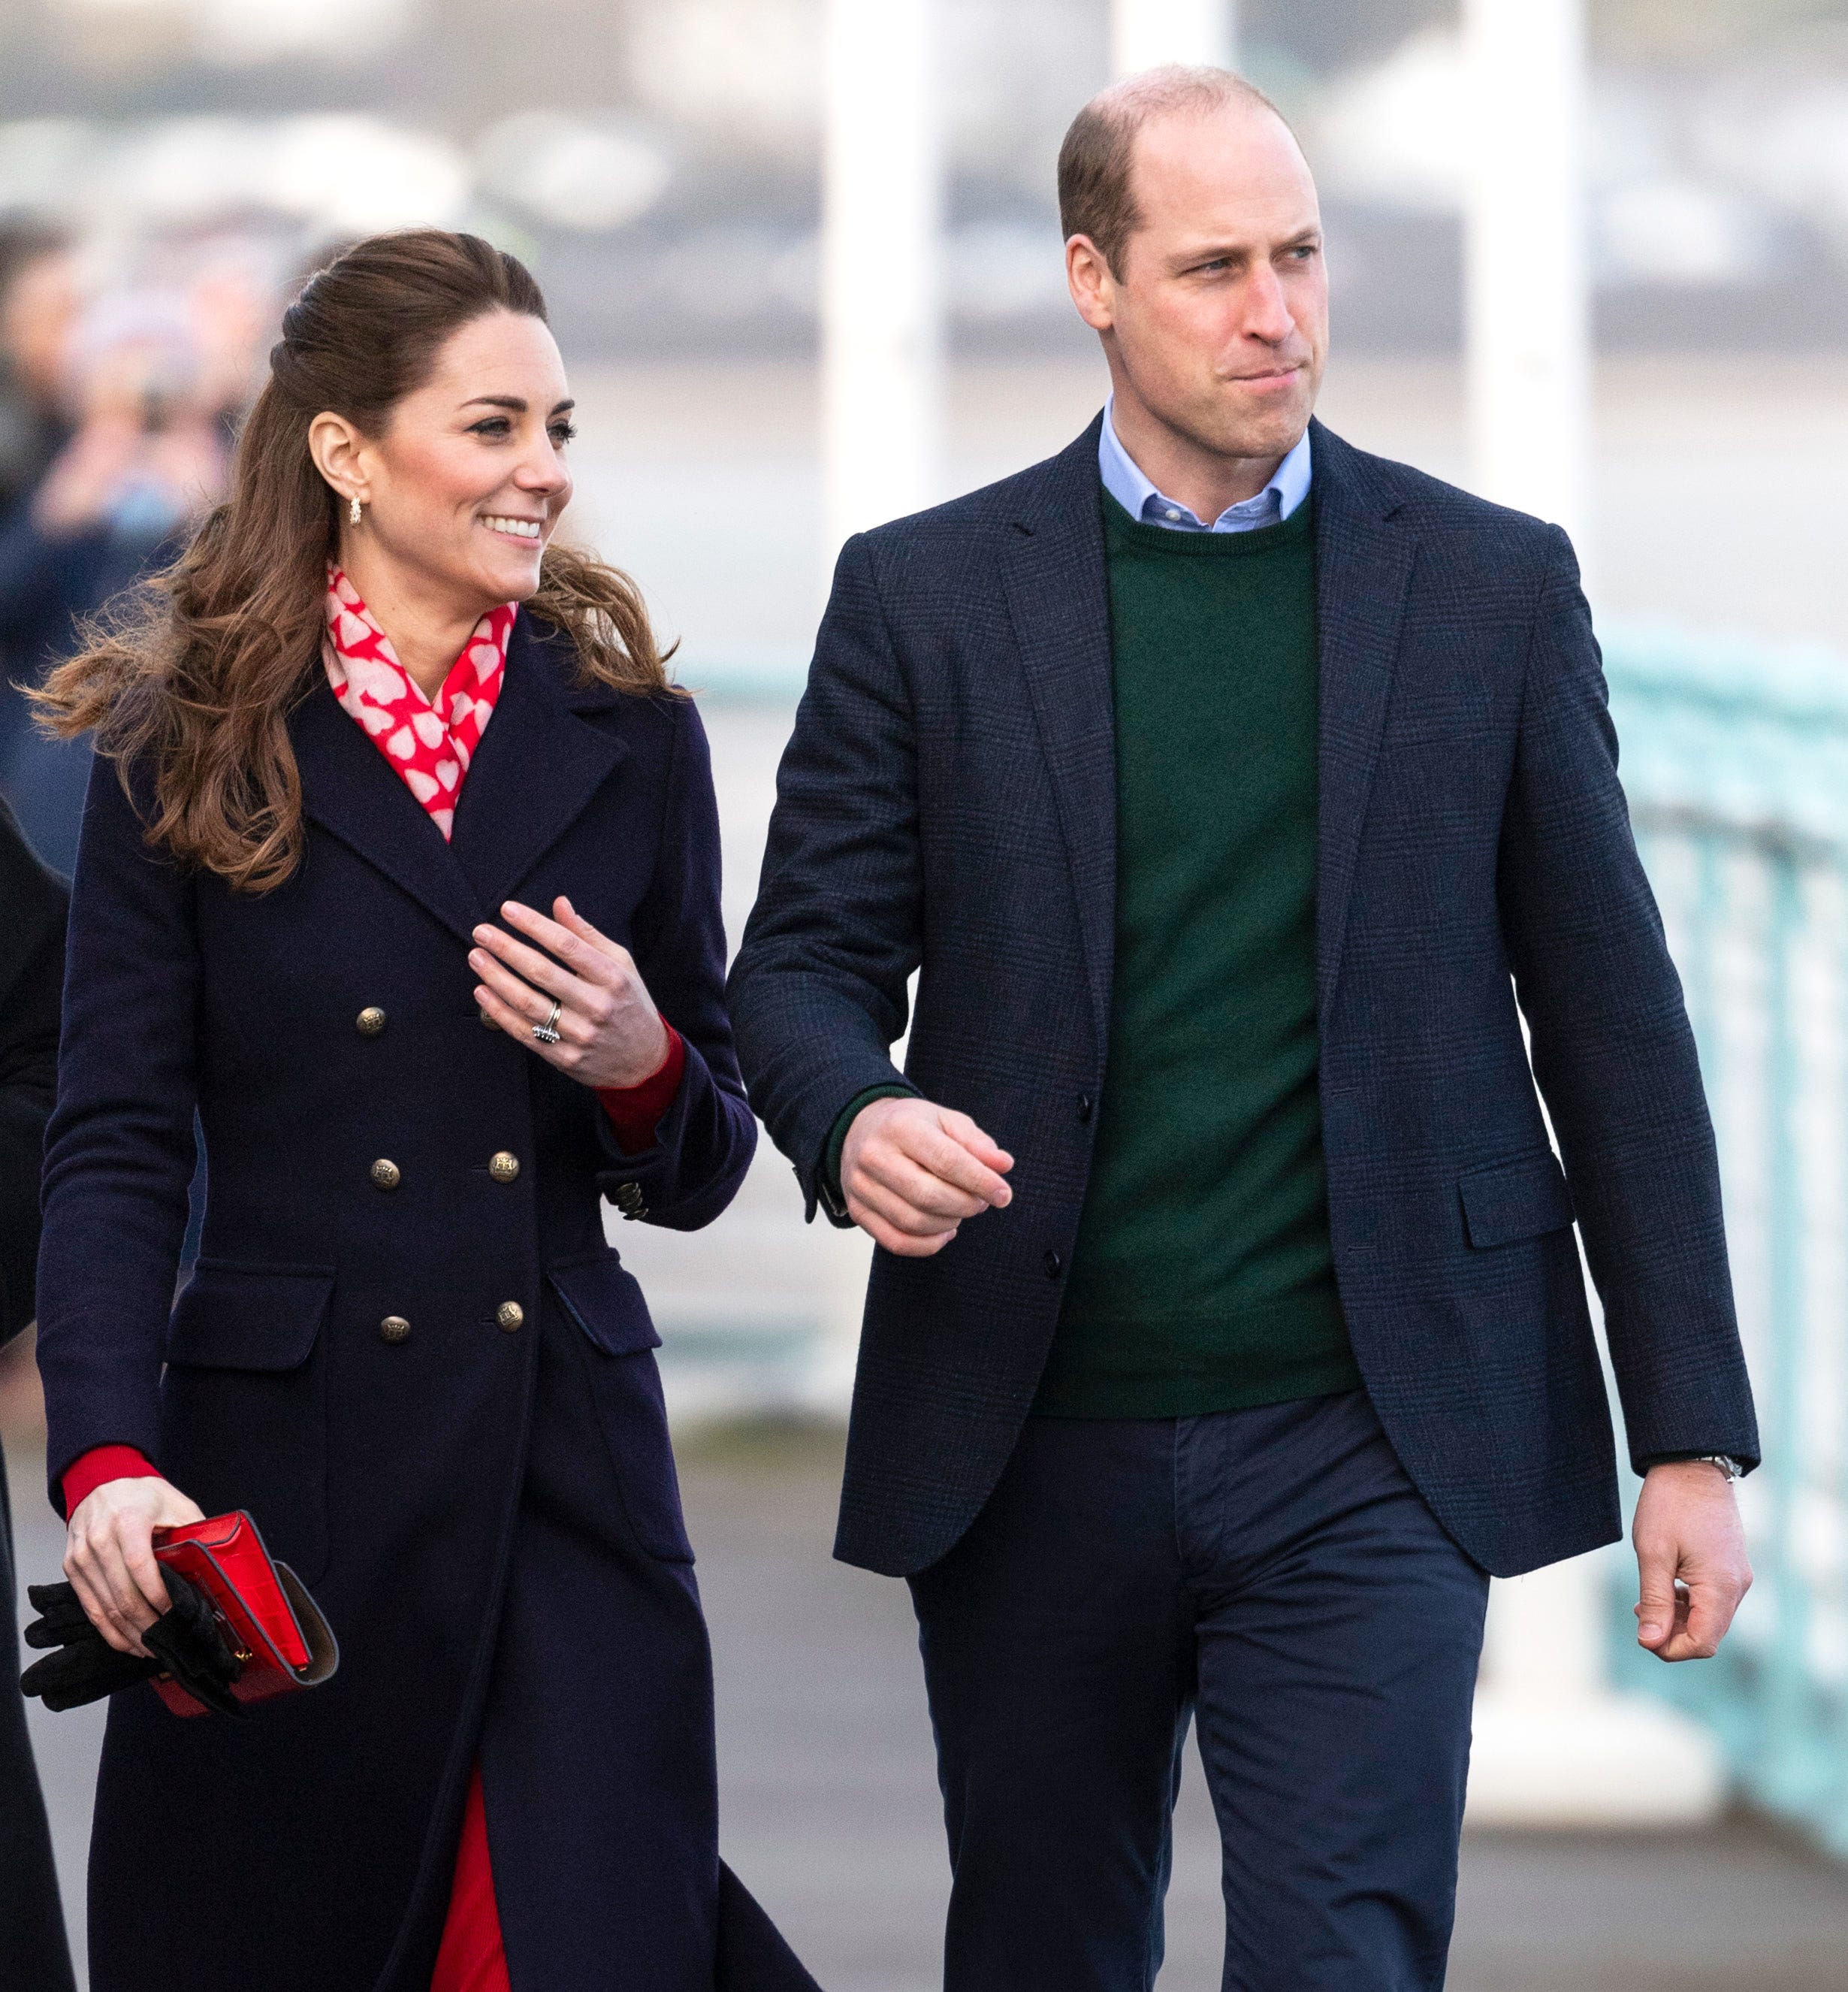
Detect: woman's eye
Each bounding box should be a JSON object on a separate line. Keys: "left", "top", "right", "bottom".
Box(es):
{"left": 550, "top": 423, "right": 578, "bottom": 446}
{"left": 468, "top": 417, "right": 512, "bottom": 439}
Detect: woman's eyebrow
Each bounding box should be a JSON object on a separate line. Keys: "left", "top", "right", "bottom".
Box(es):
{"left": 459, "top": 395, "right": 578, "bottom": 415}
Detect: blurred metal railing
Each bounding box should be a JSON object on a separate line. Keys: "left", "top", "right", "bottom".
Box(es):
{"left": 1605, "top": 627, "right": 1848, "bottom": 1857}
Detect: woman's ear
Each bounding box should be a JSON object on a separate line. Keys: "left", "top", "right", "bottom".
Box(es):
{"left": 306, "top": 411, "right": 368, "bottom": 511}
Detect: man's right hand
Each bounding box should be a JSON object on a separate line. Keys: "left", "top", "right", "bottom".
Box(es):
{"left": 841, "top": 1096, "right": 1014, "bottom": 1257}
{"left": 65, "top": 1475, "right": 206, "bottom": 1658}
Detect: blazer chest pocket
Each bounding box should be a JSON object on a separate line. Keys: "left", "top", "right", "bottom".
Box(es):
{"left": 547, "top": 1252, "right": 693, "bottom": 1562}
{"left": 160, "top": 1259, "right": 335, "bottom": 1585}
{"left": 1458, "top": 1151, "right": 1575, "bottom": 1249}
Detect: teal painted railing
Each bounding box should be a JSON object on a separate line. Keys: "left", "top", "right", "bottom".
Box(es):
{"left": 1605, "top": 624, "right": 1848, "bottom": 1857}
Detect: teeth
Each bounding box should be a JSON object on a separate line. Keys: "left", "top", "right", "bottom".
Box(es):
{"left": 483, "top": 516, "right": 542, "bottom": 540}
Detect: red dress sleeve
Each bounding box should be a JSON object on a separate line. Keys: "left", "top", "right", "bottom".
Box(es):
{"left": 596, "top": 1024, "right": 686, "bottom": 1156}
{"left": 62, "top": 1443, "right": 163, "bottom": 1518}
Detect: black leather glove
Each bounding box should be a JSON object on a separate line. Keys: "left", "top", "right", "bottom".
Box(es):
{"left": 22, "top": 1570, "right": 246, "bottom": 1717}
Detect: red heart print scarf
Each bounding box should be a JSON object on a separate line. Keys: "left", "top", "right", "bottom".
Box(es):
{"left": 322, "top": 564, "right": 517, "bottom": 840}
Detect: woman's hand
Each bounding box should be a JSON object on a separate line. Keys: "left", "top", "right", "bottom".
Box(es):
{"left": 65, "top": 1476, "right": 206, "bottom": 1658}
{"left": 470, "top": 896, "right": 670, "bottom": 1090}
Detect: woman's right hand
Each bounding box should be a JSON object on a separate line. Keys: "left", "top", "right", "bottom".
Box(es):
{"left": 65, "top": 1476, "right": 206, "bottom": 1658}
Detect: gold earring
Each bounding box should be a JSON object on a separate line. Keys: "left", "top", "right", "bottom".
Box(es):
{"left": 349, "top": 494, "right": 362, "bottom": 526}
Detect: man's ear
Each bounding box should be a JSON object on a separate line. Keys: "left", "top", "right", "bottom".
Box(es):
{"left": 1066, "top": 235, "right": 1118, "bottom": 334}
{"left": 306, "top": 410, "right": 368, "bottom": 510}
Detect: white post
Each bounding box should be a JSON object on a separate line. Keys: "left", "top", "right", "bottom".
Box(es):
{"left": 1110, "top": 0, "right": 1236, "bottom": 78}
{"left": 1463, "top": 0, "right": 1591, "bottom": 559}
{"left": 820, "top": 0, "right": 944, "bottom": 580}
{"left": 1460, "top": 0, "right": 1723, "bottom": 1829}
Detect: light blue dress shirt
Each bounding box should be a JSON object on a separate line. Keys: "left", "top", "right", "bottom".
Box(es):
{"left": 1098, "top": 396, "right": 1312, "bottom": 533}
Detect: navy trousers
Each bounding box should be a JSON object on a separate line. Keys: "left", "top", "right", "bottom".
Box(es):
{"left": 907, "top": 1390, "right": 1490, "bottom": 1991}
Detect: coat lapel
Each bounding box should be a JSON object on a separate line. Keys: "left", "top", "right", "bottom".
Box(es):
{"left": 1001, "top": 417, "right": 1118, "bottom": 1051}
{"left": 445, "top": 614, "right": 628, "bottom": 916}
{"left": 292, "top": 673, "right": 486, "bottom": 949}
{"left": 1311, "top": 419, "right": 1416, "bottom": 1023}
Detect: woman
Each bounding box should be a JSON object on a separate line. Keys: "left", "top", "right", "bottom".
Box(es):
{"left": 32, "top": 231, "right": 818, "bottom": 1992}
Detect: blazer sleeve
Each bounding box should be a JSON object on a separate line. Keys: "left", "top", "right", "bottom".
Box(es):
{"left": 725, "top": 533, "right": 923, "bottom": 1221}
{"left": 0, "top": 799, "right": 65, "bottom": 1343}
{"left": 34, "top": 757, "right": 201, "bottom": 1497}
{"left": 593, "top": 694, "right": 756, "bottom": 1232}
{"left": 1496, "top": 524, "right": 1759, "bottom": 1474}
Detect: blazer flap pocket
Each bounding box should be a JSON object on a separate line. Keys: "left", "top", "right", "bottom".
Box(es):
{"left": 547, "top": 1253, "right": 660, "bottom": 1358}
{"left": 1460, "top": 1152, "right": 1575, "bottom": 1249}
{"left": 166, "top": 1261, "right": 336, "bottom": 1371}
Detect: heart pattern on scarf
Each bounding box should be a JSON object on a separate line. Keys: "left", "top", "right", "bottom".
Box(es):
{"left": 322, "top": 564, "right": 516, "bottom": 841}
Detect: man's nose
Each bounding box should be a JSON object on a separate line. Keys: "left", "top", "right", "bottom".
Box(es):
{"left": 1241, "top": 264, "right": 1296, "bottom": 345}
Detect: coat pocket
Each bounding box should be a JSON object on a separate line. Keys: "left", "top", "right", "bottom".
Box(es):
{"left": 547, "top": 1252, "right": 692, "bottom": 1562}
{"left": 159, "top": 1259, "right": 336, "bottom": 1584}
{"left": 1458, "top": 1152, "right": 1575, "bottom": 1250}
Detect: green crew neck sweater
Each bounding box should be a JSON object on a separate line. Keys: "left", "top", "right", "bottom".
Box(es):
{"left": 1033, "top": 488, "right": 1362, "bottom": 1419}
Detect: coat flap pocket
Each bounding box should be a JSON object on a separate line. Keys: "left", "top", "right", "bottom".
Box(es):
{"left": 1459, "top": 1152, "right": 1575, "bottom": 1249}
{"left": 165, "top": 1261, "right": 336, "bottom": 1371}
{"left": 547, "top": 1252, "right": 660, "bottom": 1357}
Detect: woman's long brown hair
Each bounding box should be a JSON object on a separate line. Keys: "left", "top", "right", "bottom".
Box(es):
{"left": 33, "top": 229, "right": 676, "bottom": 892}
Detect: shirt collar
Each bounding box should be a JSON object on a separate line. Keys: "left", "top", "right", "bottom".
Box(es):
{"left": 1098, "top": 396, "right": 1313, "bottom": 532}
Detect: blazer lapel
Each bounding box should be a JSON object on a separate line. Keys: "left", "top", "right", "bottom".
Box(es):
{"left": 1312, "top": 420, "right": 1416, "bottom": 1023}
{"left": 445, "top": 615, "right": 628, "bottom": 916}
{"left": 1001, "top": 418, "right": 1118, "bottom": 1051}
{"left": 293, "top": 673, "right": 486, "bottom": 948}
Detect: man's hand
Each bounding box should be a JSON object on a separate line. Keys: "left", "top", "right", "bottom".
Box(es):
{"left": 1632, "top": 1461, "right": 1752, "bottom": 1662}
{"left": 841, "top": 1096, "right": 1014, "bottom": 1258}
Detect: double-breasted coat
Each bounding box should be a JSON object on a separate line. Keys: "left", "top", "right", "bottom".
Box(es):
{"left": 35, "top": 618, "right": 817, "bottom": 1991}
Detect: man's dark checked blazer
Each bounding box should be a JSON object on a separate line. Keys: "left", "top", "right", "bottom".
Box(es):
{"left": 727, "top": 413, "right": 1759, "bottom": 1581}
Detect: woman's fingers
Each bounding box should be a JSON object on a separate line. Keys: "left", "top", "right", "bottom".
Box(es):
{"left": 63, "top": 1560, "right": 141, "bottom": 1658}
{"left": 470, "top": 948, "right": 593, "bottom": 1040}
{"left": 470, "top": 926, "right": 590, "bottom": 1008}
{"left": 67, "top": 1526, "right": 158, "bottom": 1657}
{"left": 494, "top": 901, "right": 632, "bottom": 987}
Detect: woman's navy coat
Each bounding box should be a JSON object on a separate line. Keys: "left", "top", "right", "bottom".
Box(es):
{"left": 35, "top": 618, "right": 811, "bottom": 1990}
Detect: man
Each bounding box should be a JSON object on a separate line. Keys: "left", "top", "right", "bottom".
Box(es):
{"left": 728, "top": 67, "right": 1758, "bottom": 1990}
{"left": 0, "top": 793, "right": 77, "bottom": 1992}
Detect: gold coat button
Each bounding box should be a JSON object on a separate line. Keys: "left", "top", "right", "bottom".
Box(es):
{"left": 370, "top": 1159, "right": 402, "bottom": 1191}
{"left": 496, "top": 1301, "right": 525, "bottom": 1332}
{"left": 356, "top": 1006, "right": 387, "bottom": 1037}
{"left": 379, "top": 1315, "right": 410, "bottom": 1344}
{"left": 489, "top": 1151, "right": 521, "bottom": 1183}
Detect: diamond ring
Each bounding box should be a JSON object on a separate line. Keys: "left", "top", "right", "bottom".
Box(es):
{"left": 532, "top": 999, "right": 563, "bottom": 1047}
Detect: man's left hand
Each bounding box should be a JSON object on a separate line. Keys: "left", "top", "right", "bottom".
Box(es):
{"left": 1632, "top": 1461, "right": 1752, "bottom": 1662}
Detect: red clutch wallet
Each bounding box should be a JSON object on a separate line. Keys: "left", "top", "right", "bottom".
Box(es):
{"left": 150, "top": 1511, "right": 339, "bottom": 1717}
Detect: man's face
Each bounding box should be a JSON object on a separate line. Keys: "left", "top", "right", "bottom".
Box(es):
{"left": 1073, "top": 103, "right": 1328, "bottom": 463}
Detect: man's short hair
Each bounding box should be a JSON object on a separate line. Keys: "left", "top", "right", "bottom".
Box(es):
{"left": 1057, "top": 65, "right": 1288, "bottom": 279}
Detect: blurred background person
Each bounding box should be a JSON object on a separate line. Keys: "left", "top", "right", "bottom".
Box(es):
{"left": 0, "top": 790, "right": 75, "bottom": 1992}
{"left": 0, "top": 260, "right": 250, "bottom": 873}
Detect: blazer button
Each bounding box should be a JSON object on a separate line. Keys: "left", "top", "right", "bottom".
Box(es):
{"left": 496, "top": 1301, "right": 525, "bottom": 1332}
{"left": 1076, "top": 1093, "right": 1093, "bottom": 1124}
{"left": 379, "top": 1315, "right": 410, "bottom": 1344}
{"left": 614, "top": 1182, "right": 646, "bottom": 1220}
{"left": 1044, "top": 1250, "right": 1063, "bottom": 1279}
{"left": 489, "top": 1150, "right": 521, "bottom": 1183}
{"left": 355, "top": 1006, "right": 387, "bottom": 1037}
{"left": 370, "top": 1159, "right": 402, "bottom": 1191}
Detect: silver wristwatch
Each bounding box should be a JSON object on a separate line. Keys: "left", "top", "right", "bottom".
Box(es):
{"left": 1692, "top": 1454, "right": 1744, "bottom": 1481}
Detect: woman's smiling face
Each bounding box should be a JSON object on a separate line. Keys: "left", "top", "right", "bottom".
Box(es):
{"left": 333, "top": 308, "right": 576, "bottom": 615}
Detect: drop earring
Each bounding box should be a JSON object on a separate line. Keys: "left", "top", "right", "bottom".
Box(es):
{"left": 349, "top": 494, "right": 362, "bottom": 526}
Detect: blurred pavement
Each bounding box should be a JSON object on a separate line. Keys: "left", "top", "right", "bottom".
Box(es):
{"left": 14, "top": 1422, "right": 1848, "bottom": 1991}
